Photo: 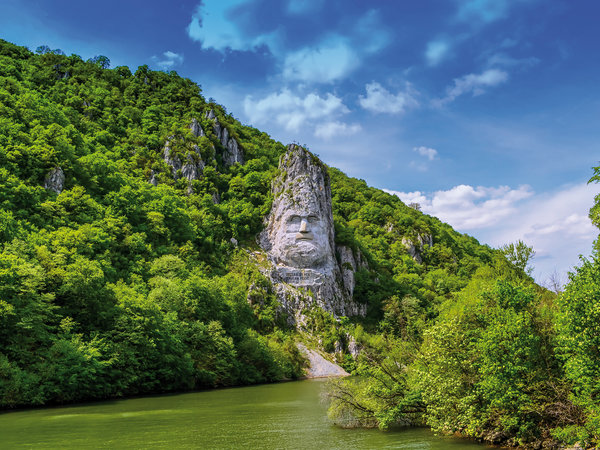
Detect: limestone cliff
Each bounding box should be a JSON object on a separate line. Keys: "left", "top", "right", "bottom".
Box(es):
{"left": 402, "top": 233, "right": 433, "bottom": 264}
{"left": 258, "top": 144, "right": 366, "bottom": 325}
{"left": 205, "top": 109, "right": 244, "bottom": 166}
{"left": 44, "top": 167, "right": 65, "bottom": 194}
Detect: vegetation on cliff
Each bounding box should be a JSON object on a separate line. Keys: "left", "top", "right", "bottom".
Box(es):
{"left": 1, "top": 38, "right": 599, "bottom": 448}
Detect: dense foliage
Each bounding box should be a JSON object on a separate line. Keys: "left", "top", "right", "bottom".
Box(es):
{"left": 0, "top": 39, "right": 301, "bottom": 407}
{"left": 2, "top": 38, "right": 598, "bottom": 448}
{"left": 0, "top": 37, "right": 505, "bottom": 410}
{"left": 327, "top": 172, "right": 600, "bottom": 448}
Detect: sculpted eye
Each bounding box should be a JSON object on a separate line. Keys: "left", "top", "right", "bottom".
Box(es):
{"left": 307, "top": 215, "right": 319, "bottom": 223}
{"left": 288, "top": 215, "right": 301, "bottom": 223}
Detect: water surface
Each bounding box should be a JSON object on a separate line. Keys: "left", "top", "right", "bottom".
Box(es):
{"left": 0, "top": 379, "right": 486, "bottom": 449}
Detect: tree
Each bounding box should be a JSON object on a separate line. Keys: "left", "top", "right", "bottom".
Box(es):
{"left": 87, "top": 55, "right": 110, "bottom": 69}
{"left": 500, "top": 240, "right": 535, "bottom": 275}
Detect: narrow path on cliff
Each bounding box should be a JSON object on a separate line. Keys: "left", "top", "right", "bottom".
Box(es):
{"left": 297, "top": 343, "right": 349, "bottom": 378}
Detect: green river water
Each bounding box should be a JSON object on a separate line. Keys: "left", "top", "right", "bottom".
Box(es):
{"left": 0, "top": 379, "right": 487, "bottom": 449}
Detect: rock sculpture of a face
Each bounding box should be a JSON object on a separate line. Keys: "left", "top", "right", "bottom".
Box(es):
{"left": 257, "top": 144, "right": 367, "bottom": 324}
{"left": 273, "top": 209, "right": 327, "bottom": 268}
{"left": 260, "top": 144, "right": 336, "bottom": 271}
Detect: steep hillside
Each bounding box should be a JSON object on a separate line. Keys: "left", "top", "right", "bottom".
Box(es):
{"left": 1, "top": 38, "right": 501, "bottom": 408}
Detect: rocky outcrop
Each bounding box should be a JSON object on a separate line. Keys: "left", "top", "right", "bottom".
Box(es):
{"left": 205, "top": 109, "right": 244, "bottom": 166}
{"left": 149, "top": 170, "right": 159, "bottom": 186}
{"left": 337, "top": 245, "right": 368, "bottom": 298}
{"left": 181, "top": 146, "right": 205, "bottom": 181}
{"left": 258, "top": 144, "right": 366, "bottom": 325}
{"left": 44, "top": 167, "right": 65, "bottom": 194}
{"left": 189, "top": 118, "right": 205, "bottom": 137}
{"left": 159, "top": 118, "right": 207, "bottom": 186}
{"left": 163, "top": 142, "right": 182, "bottom": 179}
{"left": 402, "top": 234, "right": 433, "bottom": 264}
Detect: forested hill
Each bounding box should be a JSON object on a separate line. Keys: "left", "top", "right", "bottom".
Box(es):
{"left": 0, "top": 35, "right": 542, "bottom": 427}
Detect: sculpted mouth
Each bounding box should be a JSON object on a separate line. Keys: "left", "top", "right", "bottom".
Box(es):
{"left": 296, "top": 232, "right": 314, "bottom": 240}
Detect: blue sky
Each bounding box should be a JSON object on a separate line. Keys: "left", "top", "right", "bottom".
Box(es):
{"left": 2, "top": 0, "right": 599, "bottom": 284}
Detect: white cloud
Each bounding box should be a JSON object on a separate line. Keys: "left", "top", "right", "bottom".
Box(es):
{"left": 359, "top": 82, "right": 418, "bottom": 114}
{"left": 314, "top": 121, "right": 362, "bottom": 140}
{"left": 187, "top": 0, "right": 278, "bottom": 53}
{"left": 385, "top": 184, "right": 533, "bottom": 230}
{"left": 281, "top": 17, "right": 389, "bottom": 84}
{"left": 414, "top": 146, "right": 438, "bottom": 161}
{"left": 436, "top": 69, "right": 508, "bottom": 105}
{"left": 384, "top": 182, "right": 599, "bottom": 284}
{"left": 426, "top": 40, "right": 450, "bottom": 66}
{"left": 243, "top": 89, "right": 353, "bottom": 136}
{"left": 187, "top": 3, "right": 389, "bottom": 84}
{"left": 152, "top": 51, "right": 184, "bottom": 70}
{"left": 282, "top": 36, "right": 359, "bottom": 83}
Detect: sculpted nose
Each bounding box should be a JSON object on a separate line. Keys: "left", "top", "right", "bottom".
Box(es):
{"left": 299, "top": 218, "right": 309, "bottom": 232}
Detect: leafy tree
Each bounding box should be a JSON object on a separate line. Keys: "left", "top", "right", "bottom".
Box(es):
{"left": 500, "top": 240, "right": 535, "bottom": 275}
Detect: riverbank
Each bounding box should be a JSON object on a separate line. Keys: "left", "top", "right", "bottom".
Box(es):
{"left": 297, "top": 343, "right": 349, "bottom": 378}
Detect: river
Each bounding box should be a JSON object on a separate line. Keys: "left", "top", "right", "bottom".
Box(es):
{"left": 0, "top": 379, "right": 487, "bottom": 448}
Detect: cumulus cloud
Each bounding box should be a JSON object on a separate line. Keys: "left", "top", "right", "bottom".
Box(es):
{"left": 414, "top": 146, "right": 438, "bottom": 161}
{"left": 314, "top": 121, "right": 362, "bottom": 140}
{"left": 152, "top": 51, "right": 184, "bottom": 70}
{"left": 282, "top": 36, "right": 359, "bottom": 83}
{"left": 384, "top": 182, "right": 599, "bottom": 284}
{"left": 435, "top": 69, "right": 508, "bottom": 105}
{"left": 282, "top": 11, "right": 390, "bottom": 84}
{"left": 359, "top": 82, "right": 418, "bottom": 114}
{"left": 187, "top": 2, "right": 389, "bottom": 84}
{"left": 244, "top": 88, "right": 356, "bottom": 138}
{"left": 426, "top": 40, "right": 451, "bottom": 66}
{"left": 187, "top": 0, "right": 278, "bottom": 53}
{"left": 385, "top": 184, "right": 533, "bottom": 230}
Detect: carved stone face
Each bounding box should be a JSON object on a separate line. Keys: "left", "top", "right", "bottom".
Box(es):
{"left": 271, "top": 202, "right": 330, "bottom": 268}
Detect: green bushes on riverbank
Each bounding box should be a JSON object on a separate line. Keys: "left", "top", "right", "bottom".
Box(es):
{"left": 326, "top": 169, "right": 600, "bottom": 448}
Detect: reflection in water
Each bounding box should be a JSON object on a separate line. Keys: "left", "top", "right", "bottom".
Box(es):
{"left": 0, "top": 380, "right": 486, "bottom": 449}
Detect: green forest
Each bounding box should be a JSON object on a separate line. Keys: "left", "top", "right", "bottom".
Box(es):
{"left": 1, "top": 38, "right": 599, "bottom": 448}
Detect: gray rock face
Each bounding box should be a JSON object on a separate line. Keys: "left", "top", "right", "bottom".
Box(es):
{"left": 225, "top": 137, "right": 243, "bottom": 166}
{"left": 44, "top": 167, "right": 65, "bottom": 194}
{"left": 163, "top": 142, "right": 182, "bottom": 180}
{"left": 259, "top": 144, "right": 366, "bottom": 324}
{"left": 149, "top": 170, "right": 159, "bottom": 186}
{"left": 189, "top": 118, "right": 205, "bottom": 137}
{"left": 347, "top": 334, "right": 361, "bottom": 358}
{"left": 402, "top": 234, "right": 433, "bottom": 264}
{"left": 205, "top": 109, "right": 244, "bottom": 166}
{"left": 181, "top": 146, "right": 205, "bottom": 181}
{"left": 163, "top": 139, "right": 205, "bottom": 186}
{"left": 337, "top": 245, "right": 368, "bottom": 298}
{"left": 152, "top": 118, "right": 210, "bottom": 186}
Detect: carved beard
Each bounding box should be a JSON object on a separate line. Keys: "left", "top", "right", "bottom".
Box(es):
{"left": 278, "top": 238, "right": 327, "bottom": 268}
{"left": 270, "top": 205, "right": 330, "bottom": 269}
